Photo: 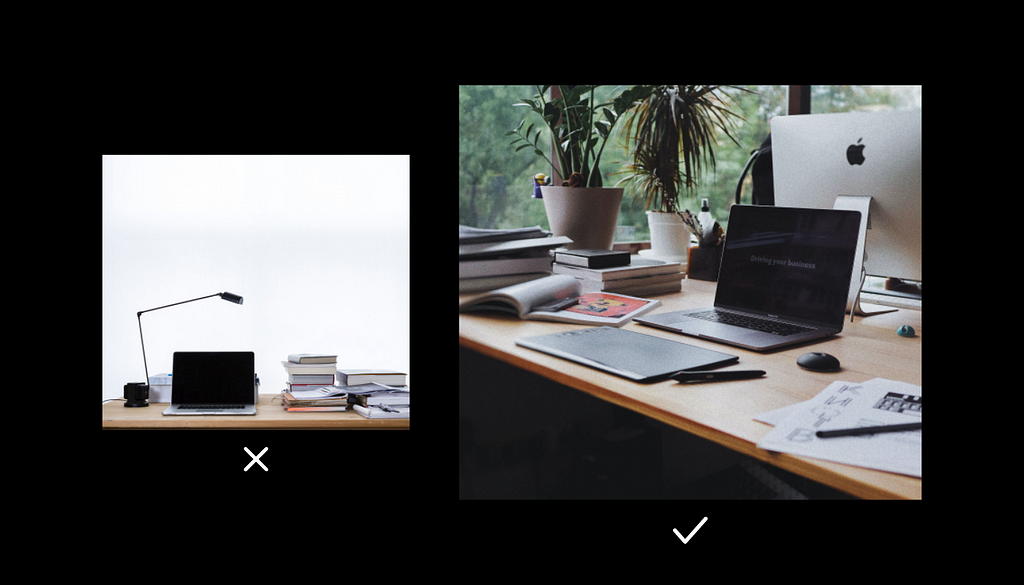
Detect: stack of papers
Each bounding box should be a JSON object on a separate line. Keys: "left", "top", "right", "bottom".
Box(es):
{"left": 283, "top": 385, "right": 349, "bottom": 412}
{"left": 755, "top": 378, "right": 921, "bottom": 477}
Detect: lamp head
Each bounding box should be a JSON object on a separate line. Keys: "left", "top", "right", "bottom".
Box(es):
{"left": 220, "top": 292, "right": 243, "bottom": 305}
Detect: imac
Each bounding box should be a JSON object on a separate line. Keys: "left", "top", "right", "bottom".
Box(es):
{"left": 771, "top": 109, "right": 921, "bottom": 315}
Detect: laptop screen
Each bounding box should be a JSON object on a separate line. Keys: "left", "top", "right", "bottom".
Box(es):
{"left": 172, "top": 352, "right": 255, "bottom": 405}
{"left": 715, "top": 205, "right": 861, "bottom": 328}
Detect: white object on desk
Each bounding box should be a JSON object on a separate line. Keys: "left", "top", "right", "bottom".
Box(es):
{"left": 756, "top": 378, "right": 921, "bottom": 477}
{"left": 638, "top": 248, "right": 688, "bottom": 270}
{"left": 148, "top": 373, "right": 173, "bottom": 403}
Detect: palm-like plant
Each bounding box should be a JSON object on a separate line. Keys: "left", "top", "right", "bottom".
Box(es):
{"left": 508, "top": 85, "right": 649, "bottom": 188}
{"left": 617, "top": 86, "right": 748, "bottom": 212}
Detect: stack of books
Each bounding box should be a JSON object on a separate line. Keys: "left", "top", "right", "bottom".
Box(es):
{"left": 282, "top": 354, "right": 337, "bottom": 395}
{"left": 459, "top": 225, "right": 572, "bottom": 293}
{"left": 337, "top": 369, "right": 407, "bottom": 386}
{"left": 282, "top": 386, "right": 350, "bottom": 412}
{"left": 338, "top": 369, "right": 410, "bottom": 419}
{"left": 552, "top": 250, "right": 684, "bottom": 296}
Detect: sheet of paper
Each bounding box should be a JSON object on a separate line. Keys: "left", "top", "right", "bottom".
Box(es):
{"left": 755, "top": 378, "right": 921, "bottom": 477}
{"left": 288, "top": 386, "right": 348, "bottom": 400}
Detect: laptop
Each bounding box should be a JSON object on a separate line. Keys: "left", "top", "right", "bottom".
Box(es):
{"left": 162, "top": 351, "right": 258, "bottom": 415}
{"left": 634, "top": 205, "right": 861, "bottom": 351}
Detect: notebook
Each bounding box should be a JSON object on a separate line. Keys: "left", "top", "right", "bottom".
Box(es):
{"left": 634, "top": 205, "right": 862, "bottom": 351}
{"left": 515, "top": 326, "right": 738, "bottom": 382}
{"left": 162, "top": 351, "right": 257, "bottom": 415}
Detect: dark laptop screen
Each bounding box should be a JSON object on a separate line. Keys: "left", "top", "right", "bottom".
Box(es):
{"left": 172, "top": 352, "right": 255, "bottom": 405}
{"left": 715, "top": 205, "right": 861, "bottom": 328}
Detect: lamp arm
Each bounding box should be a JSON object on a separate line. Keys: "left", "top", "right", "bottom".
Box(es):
{"left": 137, "top": 293, "right": 223, "bottom": 316}
{"left": 138, "top": 313, "right": 149, "bottom": 384}
{"left": 135, "top": 292, "right": 226, "bottom": 383}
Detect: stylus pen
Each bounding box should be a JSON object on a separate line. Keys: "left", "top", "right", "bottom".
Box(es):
{"left": 815, "top": 422, "right": 922, "bottom": 438}
{"left": 672, "top": 370, "right": 766, "bottom": 383}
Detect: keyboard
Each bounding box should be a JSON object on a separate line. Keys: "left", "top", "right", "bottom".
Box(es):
{"left": 178, "top": 404, "right": 244, "bottom": 409}
{"left": 686, "top": 310, "right": 814, "bottom": 336}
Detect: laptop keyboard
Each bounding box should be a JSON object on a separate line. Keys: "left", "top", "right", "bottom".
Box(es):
{"left": 178, "top": 404, "right": 244, "bottom": 409}
{"left": 687, "top": 310, "right": 814, "bottom": 336}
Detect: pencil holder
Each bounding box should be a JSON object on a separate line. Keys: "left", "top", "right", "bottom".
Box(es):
{"left": 687, "top": 244, "right": 723, "bottom": 281}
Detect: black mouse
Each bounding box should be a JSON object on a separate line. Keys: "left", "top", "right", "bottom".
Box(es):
{"left": 797, "top": 352, "right": 841, "bottom": 372}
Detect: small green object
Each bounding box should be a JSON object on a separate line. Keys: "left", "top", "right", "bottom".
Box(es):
{"left": 897, "top": 325, "right": 916, "bottom": 337}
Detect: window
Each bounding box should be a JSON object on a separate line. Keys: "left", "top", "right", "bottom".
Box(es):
{"left": 810, "top": 85, "right": 921, "bottom": 114}
{"left": 103, "top": 155, "right": 410, "bottom": 401}
{"left": 459, "top": 85, "right": 788, "bottom": 238}
{"left": 459, "top": 86, "right": 920, "bottom": 240}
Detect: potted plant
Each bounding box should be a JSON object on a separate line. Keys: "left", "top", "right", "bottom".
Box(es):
{"left": 615, "top": 85, "right": 747, "bottom": 273}
{"left": 507, "top": 85, "right": 648, "bottom": 250}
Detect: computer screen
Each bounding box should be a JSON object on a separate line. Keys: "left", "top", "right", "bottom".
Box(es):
{"left": 171, "top": 352, "right": 255, "bottom": 405}
{"left": 717, "top": 205, "right": 862, "bottom": 328}
{"left": 771, "top": 110, "right": 921, "bottom": 283}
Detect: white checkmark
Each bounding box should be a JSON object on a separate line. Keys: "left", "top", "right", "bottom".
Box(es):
{"left": 672, "top": 517, "right": 707, "bottom": 544}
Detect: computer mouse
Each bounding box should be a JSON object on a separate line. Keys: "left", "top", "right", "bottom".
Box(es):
{"left": 797, "top": 352, "right": 841, "bottom": 372}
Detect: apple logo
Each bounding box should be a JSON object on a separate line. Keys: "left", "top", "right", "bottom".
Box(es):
{"left": 847, "top": 138, "right": 866, "bottom": 165}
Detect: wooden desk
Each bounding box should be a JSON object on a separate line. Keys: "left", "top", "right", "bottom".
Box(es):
{"left": 102, "top": 394, "right": 409, "bottom": 429}
{"left": 459, "top": 278, "right": 921, "bottom": 499}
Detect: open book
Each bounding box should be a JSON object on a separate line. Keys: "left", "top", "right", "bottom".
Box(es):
{"left": 459, "top": 274, "right": 660, "bottom": 326}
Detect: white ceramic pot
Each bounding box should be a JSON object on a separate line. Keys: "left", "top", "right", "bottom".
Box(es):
{"left": 540, "top": 186, "right": 623, "bottom": 250}
{"left": 645, "top": 211, "right": 691, "bottom": 263}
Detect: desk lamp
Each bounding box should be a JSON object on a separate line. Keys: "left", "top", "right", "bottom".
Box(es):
{"left": 123, "top": 292, "right": 244, "bottom": 407}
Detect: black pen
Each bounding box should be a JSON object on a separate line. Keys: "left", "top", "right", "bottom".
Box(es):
{"left": 533, "top": 297, "right": 580, "bottom": 312}
{"left": 815, "top": 422, "right": 922, "bottom": 438}
{"left": 672, "top": 370, "right": 766, "bottom": 383}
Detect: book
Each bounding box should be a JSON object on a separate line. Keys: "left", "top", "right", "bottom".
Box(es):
{"left": 352, "top": 391, "right": 410, "bottom": 406}
{"left": 287, "top": 354, "right": 337, "bottom": 364}
{"left": 284, "top": 404, "right": 350, "bottom": 412}
{"left": 459, "top": 225, "right": 549, "bottom": 244}
{"left": 337, "top": 370, "right": 407, "bottom": 386}
{"left": 554, "top": 249, "right": 630, "bottom": 269}
{"left": 553, "top": 255, "right": 681, "bottom": 282}
{"left": 354, "top": 404, "right": 409, "bottom": 419}
{"left": 282, "top": 387, "right": 350, "bottom": 412}
{"left": 286, "top": 381, "right": 336, "bottom": 394}
{"left": 459, "top": 272, "right": 549, "bottom": 293}
{"left": 459, "top": 274, "right": 660, "bottom": 327}
{"left": 281, "top": 361, "right": 337, "bottom": 376}
{"left": 282, "top": 391, "right": 350, "bottom": 412}
{"left": 579, "top": 272, "right": 685, "bottom": 295}
{"left": 459, "top": 235, "right": 572, "bottom": 260}
{"left": 287, "top": 373, "right": 335, "bottom": 385}
{"left": 459, "top": 251, "right": 553, "bottom": 280}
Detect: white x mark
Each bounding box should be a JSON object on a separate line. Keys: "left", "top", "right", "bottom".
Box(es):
{"left": 244, "top": 446, "right": 268, "bottom": 471}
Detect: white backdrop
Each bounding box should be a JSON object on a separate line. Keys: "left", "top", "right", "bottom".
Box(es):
{"left": 102, "top": 155, "right": 409, "bottom": 401}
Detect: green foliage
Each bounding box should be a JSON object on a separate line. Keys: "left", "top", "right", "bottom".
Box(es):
{"left": 461, "top": 85, "right": 913, "bottom": 236}
{"left": 506, "top": 85, "right": 635, "bottom": 188}
{"left": 616, "top": 86, "right": 749, "bottom": 213}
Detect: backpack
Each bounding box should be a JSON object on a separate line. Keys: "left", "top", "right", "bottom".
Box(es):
{"left": 735, "top": 133, "right": 774, "bottom": 205}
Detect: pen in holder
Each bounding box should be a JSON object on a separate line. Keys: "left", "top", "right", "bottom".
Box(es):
{"left": 687, "top": 244, "right": 723, "bottom": 282}
{"left": 678, "top": 209, "right": 724, "bottom": 282}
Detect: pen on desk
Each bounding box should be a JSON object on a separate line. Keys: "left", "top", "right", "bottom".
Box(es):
{"left": 533, "top": 297, "right": 580, "bottom": 312}
{"left": 672, "top": 370, "right": 766, "bottom": 383}
{"left": 815, "top": 422, "right": 922, "bottom": 438}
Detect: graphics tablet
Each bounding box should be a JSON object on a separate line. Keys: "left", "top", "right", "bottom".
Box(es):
{"left": 515, "top": 326, "right": 738, "bottom": 382}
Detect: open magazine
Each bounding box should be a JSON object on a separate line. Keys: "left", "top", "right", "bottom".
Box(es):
{"left": 458, "top": 274, "right": 660, "bottom": 326}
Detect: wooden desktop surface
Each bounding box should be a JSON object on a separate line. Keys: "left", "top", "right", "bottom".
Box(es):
{"left": 102, "top": 394, "right": 409, "bottom": 429}
{"left": 459, "top": 278, "right": 921, "bottom": 499}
